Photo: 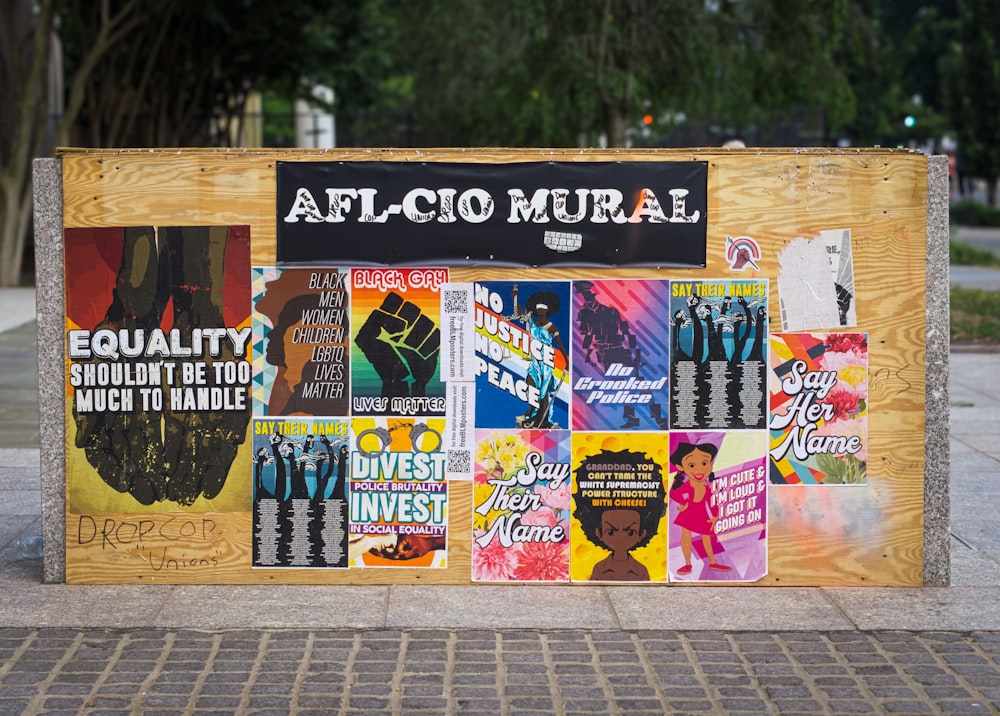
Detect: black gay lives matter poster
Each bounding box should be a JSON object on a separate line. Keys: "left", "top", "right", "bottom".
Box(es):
{"left": 276, "top": 161, "right": 707, "bottom": 268}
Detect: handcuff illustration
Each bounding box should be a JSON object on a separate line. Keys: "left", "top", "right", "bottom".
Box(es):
{"left": 355, "top": 421, "right": 442, "bottom": 458}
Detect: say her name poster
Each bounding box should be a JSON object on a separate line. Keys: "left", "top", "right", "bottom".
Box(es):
{"left": 769, "top": 332, "right": 868, "bottom": 485}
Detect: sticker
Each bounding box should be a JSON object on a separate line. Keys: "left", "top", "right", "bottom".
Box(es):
{"left": 726, "top": 235, "right": 761, "bottom": 271}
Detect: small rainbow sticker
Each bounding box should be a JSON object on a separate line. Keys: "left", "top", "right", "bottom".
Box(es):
{"left": 725, "top": 235, "right": 761, "bottom": 271}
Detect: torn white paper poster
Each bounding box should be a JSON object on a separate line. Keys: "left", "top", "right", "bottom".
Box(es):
{"left": 818, "top": 228, "right": 857, "bottom": 327}
{"left": 777, "top": 237, "right": 842, "bottom": 331}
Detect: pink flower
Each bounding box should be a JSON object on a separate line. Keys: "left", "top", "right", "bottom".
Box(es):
{"left": 813, "top": 414, "right": 867, "bottom": 463}
{"left": 824, "top": 386, "right": 863, "bottom": 421}
{"left": 472, "top": 536, "right": 519, "bottom": 581}
{"left": 513, "top": 541, "right": 569, "bottom": 581}
{"left": 521, "top": 507, "right": 558, "bottom": 528}
{"left": 824, "top": 333, "right": 867, "bottom": 354}
{"left": 539, "top": 480, "right": 571, "bottom": 510}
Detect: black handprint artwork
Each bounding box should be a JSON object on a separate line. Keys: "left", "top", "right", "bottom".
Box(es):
{"left": 71, "top": 226, "right": 250, "bottom": 506}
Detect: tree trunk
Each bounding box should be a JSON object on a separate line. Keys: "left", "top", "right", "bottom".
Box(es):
{"left": 604, "top": 102, "right": 628, "bottom": 148}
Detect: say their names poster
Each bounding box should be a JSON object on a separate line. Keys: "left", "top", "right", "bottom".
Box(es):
{"left": 669, "top": 279, "right": 768, "bottom": 430}
{"left": 769, "top": 332, "right": 869, "bottom": 485}
{"left": 252, "top": 417, "right": 350, "bottom": 568}
{"left": 472, "top": 429, "right": 571, "bottom": 582}
{"left": 474, "top": 280, "right": 571, "bottom": 430}
{"left": 571, "top": 279, "right": 670, "bottom": 431}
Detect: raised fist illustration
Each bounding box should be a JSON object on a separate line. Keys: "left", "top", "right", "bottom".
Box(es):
{"left": 354, "top": 292, "right": 440, "bottom": 398}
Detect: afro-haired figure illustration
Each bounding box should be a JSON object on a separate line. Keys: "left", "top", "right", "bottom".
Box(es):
{"left": 574, "top": 449, "right": 667, "bottom": 581}
{"left": 511, "top": 284, "right": 568, "bottom": 428}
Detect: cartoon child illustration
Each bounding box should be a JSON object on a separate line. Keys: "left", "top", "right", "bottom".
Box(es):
{"left": 574, "top": 449, "right": 666, "bottom": 582}
{"left": 511, "top": 284, "right": 568, "bottom": 429}
{"left": 669, "top": 441, "right": 732, "bottom": 575}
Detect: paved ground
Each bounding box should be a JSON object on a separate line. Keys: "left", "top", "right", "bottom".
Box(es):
{"left": 2, "top": 249, "right": 1000, "bottom": 713}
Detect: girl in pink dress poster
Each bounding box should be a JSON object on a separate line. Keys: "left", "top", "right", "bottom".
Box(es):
{"left": 668, "top": 431, "right": 768, "bottom": 582}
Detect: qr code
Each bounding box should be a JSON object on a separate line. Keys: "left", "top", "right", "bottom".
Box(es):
{"left": 443, "top": 289, "right": 468, "bottom": 314}
{"left": 446, "top": 449, "right": 471, "bottom": 474}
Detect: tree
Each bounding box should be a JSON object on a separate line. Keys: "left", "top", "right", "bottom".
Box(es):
{"left": 947, "top": 0, "right": 1000, "bottom": 204}
{"left": 0, "top": 0, "right": 142, "bottom": 287}
{"left": 394, "top": 0, "right": 857, "bottom": 148}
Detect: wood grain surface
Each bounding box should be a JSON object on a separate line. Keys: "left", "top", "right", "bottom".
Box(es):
{"left": 60, "top": 147, "right": 927, "bottom": 586}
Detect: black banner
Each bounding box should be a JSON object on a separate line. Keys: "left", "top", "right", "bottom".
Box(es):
{"left": 276, "top": 161, "right": 707, "bottom": 267}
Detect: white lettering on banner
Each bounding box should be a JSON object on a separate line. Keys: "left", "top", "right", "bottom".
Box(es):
{"left": 283, "top": 187, "right": 702, "bottom": 225}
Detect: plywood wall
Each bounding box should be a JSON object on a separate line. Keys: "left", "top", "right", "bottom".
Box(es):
{"left": 60, "top": 147, "right": 927, "bottom": 586}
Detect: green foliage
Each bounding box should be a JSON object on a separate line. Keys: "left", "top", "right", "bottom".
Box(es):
{"left": 950, "top": 201, "right": 1000, "bottom": 230}
{"left": 945, "top": 0, "right": 1000, "bottom": 199}
{"left": 816, "top": 453, "right": 866, "bottom": 485}
{"left": 951, "top": 287, "right": 1000, "bottom": 343}
{"left": 949, "top": 239, "right": 1000, "bottom": 268}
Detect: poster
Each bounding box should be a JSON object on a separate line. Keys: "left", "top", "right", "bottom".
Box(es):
{"left": 65, "top": 225, "right": 251, "bottom": 512}
{"left": 666, "top": 431, "right": 768, "bottom": 582}
{"left": 570, "top": 433, "right": 669, "bottom": 583}
{"left": 252, "top": 267, "right": 350, "bottom": 416}
{"left": 769, "top": 332, "right": 869, "bottom": 485}
{"left": 474, "top": 280, "right": 571, "bottom": 430}
{"left": 669, "top": 279, "right": 768, "bottom": 430}
{"left": 251, "top": 417, "right": 350, "bottom": 567}
{"left": 350, "top": 268, "right": 448, "bottom": 417}
{"left": 277, "top": 161, "right": 708, "bottom": 267}
{"left": 571, "top": 279, "right": 670, "bottom": 431}
{"left": 348, "top": 416, "right": 448, "bottom": 567}
{"left": 471, "top": 429, "right": 571, "bottom": 582}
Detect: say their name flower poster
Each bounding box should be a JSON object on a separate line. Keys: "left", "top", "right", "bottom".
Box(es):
{"left": 768, "top": 333, "right": 868, "bottom": 485}
{"left": 472, "top": 429, "right": 571, "bottom": 582}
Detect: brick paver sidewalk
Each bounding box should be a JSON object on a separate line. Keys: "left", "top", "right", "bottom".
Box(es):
{"left": 2, "top": 628, "right": 998, "bottom": 714}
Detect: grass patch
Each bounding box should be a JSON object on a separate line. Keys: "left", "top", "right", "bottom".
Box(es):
{"left": 951, "top": 240, "right": 1000, "bottom": 267}
{"left": 951, "top": 287, "right": 1000, "bottom": 344}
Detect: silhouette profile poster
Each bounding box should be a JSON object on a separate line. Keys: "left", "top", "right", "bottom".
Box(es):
{"left": 669, "top": 279, "right": 769, "bottom": 430}
{"left": 251, "top": 417, "right": 350, "bottom": 568}
{"left": 570, "top": 432, "right": 669, "bottom": 583}
{"left": 350, "top": 268, "right": 448, "bottom": 417}
{"left": 472, "top": 429, "right": 572, "bottom": 582}
{"left": 667, "top": 431, "right": 767, "bottom": 582}
{"left": 768, "top": 332, "right": 868, "bottom": 485}
{"left": 252, "top": 267, "right": 350, "bottom": 416}
{"left": 571, "top": 279, "right": 670, "bottom": 431}
{"left": 348, "top": 416, "right": 448, "bottom": 567}
{"left": 474, "top": 280, "right": 571, "bottom": 430}
{"left": 64, "top": 226, "right": 252, "bottom": 513}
